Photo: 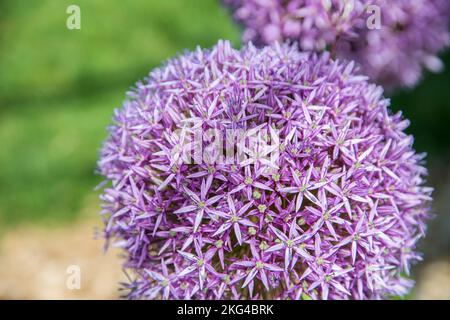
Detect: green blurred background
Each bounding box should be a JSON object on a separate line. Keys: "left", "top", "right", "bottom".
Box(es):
{"left": 0, "top": 0, "right": 241, "bottom": 226}
{"left": 0, "top": 0, "right": 449, "bottom": 299}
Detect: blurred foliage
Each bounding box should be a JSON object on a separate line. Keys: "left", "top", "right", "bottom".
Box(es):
{"left": 391, "top": 53, "right": 450, "bottom": 163}
{"left": 0, "top": 0, "right": 449, "bottom": 226}
{"left": 0, "top": 0, "right": 240, "bottom": 105}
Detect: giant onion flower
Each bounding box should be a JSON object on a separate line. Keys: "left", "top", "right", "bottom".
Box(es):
{"left": 98, "top": 40, "right": 431, "bottom": 300}
{"left": 224, "top": 0, "right": 450, "bottom": 89}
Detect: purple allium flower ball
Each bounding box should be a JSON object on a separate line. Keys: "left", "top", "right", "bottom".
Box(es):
{"left": 98, "top": 40, "right": 432, "bottom": 300}
{"left": 224, "top": 0, "right": 450, "bottom": 89}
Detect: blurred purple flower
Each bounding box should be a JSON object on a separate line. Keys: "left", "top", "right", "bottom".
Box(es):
{"left": 98, "top": 40, "right": 431, "bottom": 300}
{"left": 224, "top": 0, "right": 450, "bottom": 89}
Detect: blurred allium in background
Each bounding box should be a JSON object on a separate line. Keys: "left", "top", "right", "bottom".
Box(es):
{"left": 224, "top": 0, "right": 450, "bottom": 89}
{"left": 98, "top": 41, "right": 432, "bottom": 299}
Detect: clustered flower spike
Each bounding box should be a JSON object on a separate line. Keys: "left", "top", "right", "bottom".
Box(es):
{"left": 98, "top": 40, "right": 432, "bottom": 300}
{"left": 224, "top": 0, "right": 450, "bottom": 89}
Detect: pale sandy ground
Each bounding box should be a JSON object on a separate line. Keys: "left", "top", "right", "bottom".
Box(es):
{"left": 0, "top": 218, "right": 126, "bottom": 299}
{"left": 414, "top": 259, "right": 450, "bottom": 299}
{"left": 0, "top": 217, "right": 448, "bottom": 299}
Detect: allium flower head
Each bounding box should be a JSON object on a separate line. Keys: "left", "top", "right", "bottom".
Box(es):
{"left": 98, "top": 40, "right": 431, "bottom": 300}
{"left": 224, "top": 0, "right": 450, "bottom": 89}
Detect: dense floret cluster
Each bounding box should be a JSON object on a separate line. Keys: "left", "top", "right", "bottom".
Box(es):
{"left": 98, "top": 41, "right": 431, "bottom": 299}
